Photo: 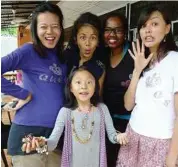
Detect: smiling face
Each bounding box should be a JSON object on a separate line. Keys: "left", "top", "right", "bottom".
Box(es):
{"left": 76, "top": 25, "right": 99, "bottom": 61}
{"left": 37, "top": 12, "right": 61, "bottom": 49}
{"left": 70, "top": 70, "right": 95, "bottom": 104}
{"left": 104, "top": 16, "right": 125, "bottom": 49}
{"left": 139, "top": 11, "right": 170, "bottom": 52}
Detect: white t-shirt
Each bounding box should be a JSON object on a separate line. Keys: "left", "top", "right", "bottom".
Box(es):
{"left": 129, "top": 51, "right": 178, "bottom": 139}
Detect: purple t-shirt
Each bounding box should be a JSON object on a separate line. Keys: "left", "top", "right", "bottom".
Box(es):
{"left": 1, "top": 43, "right": 67, "bottom": 128}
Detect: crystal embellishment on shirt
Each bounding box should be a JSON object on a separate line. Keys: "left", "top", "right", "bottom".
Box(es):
{"left": 96, "top": 60, "right": 105, "bottom": 69}
{"left": 163, "top": 100, "right": 171, "bottom": 107}
{"left": 49, "top": 63, "right": 62, "bottom": 75}
{"left": 154, "top": 91, "right": 163, "bottom": 99}
{"left": 145, "top": 73, "right": 161, "bottom": 88}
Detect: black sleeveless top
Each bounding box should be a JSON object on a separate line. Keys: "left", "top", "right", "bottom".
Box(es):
{"left": 103, "top": 42, "right": 134, "bottom": 116}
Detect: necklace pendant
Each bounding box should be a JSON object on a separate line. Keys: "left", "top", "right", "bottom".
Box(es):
{"left": 82, "top": 118, "right": 87, "bottom": 129}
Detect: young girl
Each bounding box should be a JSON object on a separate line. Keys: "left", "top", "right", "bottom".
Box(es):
{"left": 116, "top": 6, "right": 178, "bottom": 167}
{"left": 21, "top": 66, "right": 128, "bottom": 167}
{"left": 1, "top": 2, "right": 66, "bottom": 167}
{"left": 102, "top": 13, "right": 134, "bottom": 167}
{"left": 64, "top": 12, "right": 106, "bottom": 94}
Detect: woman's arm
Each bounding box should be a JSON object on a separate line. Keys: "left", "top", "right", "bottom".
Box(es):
{"left": 124, "top": 69, "right": 141, "bottom": 111}
{"left": 166, "top": 93, "right": 178, "bottom": 167}
{"left": 1, "top": 46, "right": 30, "bottom": 99}
{"left": 1, "top": 46, "right": 33, "bottom": 111}
{"left": 125, "top": 40, "right": 153, "bottom": 111}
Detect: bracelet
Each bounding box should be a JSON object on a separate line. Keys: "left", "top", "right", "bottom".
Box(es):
{"left": 22, "top": 134, "right": 48, "bottom": 155}
{"left": 36, "top": 137, "right": 48, "bottom": 155}
{"left": 22, "top": 133, "right": 33, "bottom": 143}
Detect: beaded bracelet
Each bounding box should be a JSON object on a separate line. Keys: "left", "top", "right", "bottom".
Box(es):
{"left": 36, "top": 136, "right": 48, "bottom": 155}
{"left": 22, "top": 134, "right": 48, "bottom": 155}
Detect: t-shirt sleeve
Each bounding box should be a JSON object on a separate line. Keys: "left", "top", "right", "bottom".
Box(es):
{"left": 99, "top": 103, "right": 117, "bottom": 144}
{"left": 47, "top": 107, "right": 66, "bottom": 151}
{"left": 1, "top": 45, "right": 31, "bottom": 99}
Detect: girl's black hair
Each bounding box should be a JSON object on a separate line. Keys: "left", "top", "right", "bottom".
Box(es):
{"left": 137, "top": 6, "right": 178, "bottom": 62}
{"left": 64, "top": 66, "right": 100, "bottom": 109}
{"left": 31, "top": 2, "right": 65, "bottom": 63}
{"left": 66, "top": 12, "right": 103, "bottom": 56}
{"left": 102, "top": 12, "right": 128, "bottom": 38}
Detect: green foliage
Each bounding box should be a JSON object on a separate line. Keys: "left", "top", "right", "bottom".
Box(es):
{"left": 1, "top": 27, "right": 17, "bottom": 37}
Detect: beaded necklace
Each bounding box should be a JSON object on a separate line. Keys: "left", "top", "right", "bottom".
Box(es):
{"left": 71, "top": 117, "right": 94, "bottom": 144}
{"left": 71, "top": 104, "right": 94, "bottom": 144}
{"left": 78, "top": 104, "right": 93, "bottom": 129}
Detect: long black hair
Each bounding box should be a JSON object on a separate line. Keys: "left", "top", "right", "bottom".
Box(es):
{"left": 31, "top": 2, "right": 65, "bottom": 63}
{"left": 64, "top": 66, "right": 100, "bottom": 109}
{"left": 137, "top": 6, "right": 178, "bottom": 61}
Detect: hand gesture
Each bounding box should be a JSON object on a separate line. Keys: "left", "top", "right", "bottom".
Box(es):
{"left": 117, "top": 132, "right": 129, "bottom": 145}
{"left": 128, "top": 39, "right": 154, "bottom": 74}
{"left": 3, "top": 93, "right": 32, "bottom": 112}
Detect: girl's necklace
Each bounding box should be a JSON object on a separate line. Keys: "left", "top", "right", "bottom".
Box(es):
{"left": 71, "top": 104, "right": 94, "bottom": 144}
{"left": 78, "top": 104, "right": 93, "bottom": 129}
{"left": 71, "top": 117, "right": 94, "bottom": 144}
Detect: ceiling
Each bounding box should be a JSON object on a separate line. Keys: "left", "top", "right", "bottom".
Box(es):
{"left": 1, "top": 0, "right": 133, "bottom": 29}
{"left": 1, "top": 1, "right": 60, "bottom": 28}
{"left": 58, "top": 0, "right": 131, "bottom": 28}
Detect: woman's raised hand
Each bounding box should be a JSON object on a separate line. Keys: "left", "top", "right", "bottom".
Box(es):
{"left": 128, "top": 39, "right": 154, "bottom": 74}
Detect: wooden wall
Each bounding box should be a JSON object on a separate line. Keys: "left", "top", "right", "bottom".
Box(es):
{"left": 17, "top": 25, "right": 32, "bottom": 47}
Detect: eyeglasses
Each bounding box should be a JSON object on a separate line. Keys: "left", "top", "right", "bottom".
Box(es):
{"left": 104, "top": 28, "right": 124, "bottom": 34}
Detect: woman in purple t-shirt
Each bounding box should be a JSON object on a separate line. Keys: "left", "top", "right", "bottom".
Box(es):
{"left": 1, "top": 2, "right": 66, "bottom": 167}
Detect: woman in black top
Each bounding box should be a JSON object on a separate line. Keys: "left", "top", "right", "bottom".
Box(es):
{"left": 102, "top": 13, "right": 134, "bottom": 167}
{"left": 64, "top": 12, "right": 105, "bottom": 94}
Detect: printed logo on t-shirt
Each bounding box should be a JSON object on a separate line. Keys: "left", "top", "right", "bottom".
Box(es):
{"left": 145, "top": 73, "right": 161, "bottom": 88}
{"left": 96, "top": 60, "right": 105, "bottom": 69}
{"left": 146, "top": 72, "right": 171, "bottom": 107}
{"left": 129, "top": 74, "right": 132, "bottom": 79}
{"left": 121, "top": 73, "right": 132, "bottom": 88}
{"left": 39, "top": 63, "right": 63, "bottom": 83}
{"left": 121, "top": 80, "right": 131, "bottom": 87}
{"left": 49, "top": 63, "right": 62, "bottom": 75}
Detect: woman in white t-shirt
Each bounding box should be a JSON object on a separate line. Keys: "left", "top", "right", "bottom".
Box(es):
{"left": 116, "top": 6, "right": 178, "bottom": 167}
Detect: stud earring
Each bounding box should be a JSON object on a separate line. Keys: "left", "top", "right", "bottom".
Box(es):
{"left": 163, "top": 36, "right": 166, "bottom": 42}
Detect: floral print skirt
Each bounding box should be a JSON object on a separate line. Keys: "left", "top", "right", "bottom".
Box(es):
{"left": 116, "top": 124, "right": 170, "bottom": 167}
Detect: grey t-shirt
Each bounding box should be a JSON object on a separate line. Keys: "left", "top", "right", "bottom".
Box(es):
{"left": 47, "top": 103, "right": 117, "bottom": 167}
